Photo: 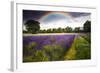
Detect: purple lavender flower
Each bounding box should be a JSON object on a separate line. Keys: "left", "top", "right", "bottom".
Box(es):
{"left": 23, "top": 34, "right": 75, "bottom": 50}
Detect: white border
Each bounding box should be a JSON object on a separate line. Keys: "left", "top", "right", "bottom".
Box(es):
{"left": 11, "top": 1, "right": 97, "bottom": 72}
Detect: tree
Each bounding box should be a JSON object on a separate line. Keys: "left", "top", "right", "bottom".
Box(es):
{"left": 74, "top": 27, "right": 80, "bottom": 33}
{"left": 25, "top": 20, "right": 40, "bottom": 34}
{"left": 57, "top": 27, "right": 62, "bottom": 33}
{"left": 83, "top": 20, "right": 91, "bottom": 32}
{"left": 52, "top": 28, "right": 57, "bottom": 33}
{"left": 47, "top": 29, "right": 52, "bottom": 33}
{"left": 65, "top": 26, "right": 72, "bottom": 33}
{"left": 23, "top": 30, "right": 28, "bottom": 33}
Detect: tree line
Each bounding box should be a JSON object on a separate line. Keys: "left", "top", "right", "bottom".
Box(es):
{"left": 23, "top": 20, "right": 91, "bottom": 34}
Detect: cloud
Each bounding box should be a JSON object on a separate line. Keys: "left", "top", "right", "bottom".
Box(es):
{"left": 40, "top": 14, "right": 91, "bottom": 30}
{"left": 69, "top": 12, "right": 91, "bottom": 18}
{"left": 73, "top": 15, "right": 91, "bottom": 23}
{"left": 40, "top": 19, "right": 83, "bottom": 30}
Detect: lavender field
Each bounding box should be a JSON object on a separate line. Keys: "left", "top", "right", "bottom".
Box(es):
{"left": 23, "top": 33, "right": 91, "bottom": 62}
{"left": 23, "top": 10, "right": 91, "bottom": 62}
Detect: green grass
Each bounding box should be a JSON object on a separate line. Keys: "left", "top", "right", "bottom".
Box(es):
{"left": 81, "top": 33, "right": 91, "bottom": 43}
{"left": 64, "top": 36, "right": 77, "bottom": 60}
{"left": 64, "top": 35, "right": 91, "bottom": 60}
{"left": 75, "top": 36, "right": 91, "bottom": 59}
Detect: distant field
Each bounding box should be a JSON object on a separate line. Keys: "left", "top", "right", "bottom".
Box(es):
{"left": 23, "top": 33, "right": 91, "bottom": 62}
{"left": 23, "top": 33, "right": 80, "bottom": 36}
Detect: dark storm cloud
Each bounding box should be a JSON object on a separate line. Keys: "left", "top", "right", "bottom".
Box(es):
{"left": 23, "top": 10, "right": 91, "bottom": 24}
{"left": 23, "top": 10, "right": 48, "bottom": 22}
{"left": 69, "top": 12, "right": 90, "bottom": 18}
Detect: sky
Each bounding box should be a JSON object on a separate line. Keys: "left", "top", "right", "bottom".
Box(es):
{"left": 23, "top": 10, "right": 91, "bottom": 30}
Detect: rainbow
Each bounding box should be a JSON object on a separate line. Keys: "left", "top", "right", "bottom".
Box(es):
{"left": 39, "top": 11, "right": 76, "bottom": 23}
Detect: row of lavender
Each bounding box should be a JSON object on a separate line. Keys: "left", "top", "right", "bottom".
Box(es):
{"left": 23, "top": 35, "right": 75, "bottom": 62}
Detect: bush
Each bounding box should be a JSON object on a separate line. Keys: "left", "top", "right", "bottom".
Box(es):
{"left": 23, "top": 56, "right": 33, "bottom": 62}
{"left": 32, "top": 50, "right": 49, "bottom": 62}
{"left": 43, "top": 45, "right": 64, "bottom": 61}
{"left": 23, "top": 42, "right": 37, "bottom": 56}
{"left": 23, "top": 42, "right": 49, "bottom": 62}
{"left": 81, "top": 34, "right": 91, "bottom": 43}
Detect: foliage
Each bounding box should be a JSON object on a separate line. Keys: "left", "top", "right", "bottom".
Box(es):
{"left": 32, "top": 50, "right": 49, "bottom": 62}
{"left": 23, "top": 30, "right": 28, "bottom": 33}
{"left": 65, "top": 26, "right": 73, "bottom": 33}
{"left": 23, "top": 20, "right": 91, "bottom": 33}
{"left": 23, "top": 56, "right": 33, "bottom": 62}
{"left": 84, "top": 20, "right": 91, "bottom": 32}
{"left": 25, "top": 20, "right": 40, "bottom": 33}
{"left": 74, "top": 27, "right": 80, "bottom": 33}
{"left": 43, "top": 45, "right": 64, "bottom": 61}
{"left": 39, "top": 27, "right": 73, "bottom": 33}
{"left": 81, "top": 33, "right": 91, "bottom": 43}
{"left": 23, "top": 42, "right": 37, "bottom": 56}
{"left": 75, "top": 36, "right": 91, "bottom": 59}
{"left": 23, "top": 43, "right": 65, "bottom": 62}
{"left": 23, "top": 42, "right": 49, "bottom": 62}
{"left": 64, "top": 34, "right": 91, "bottom": 60}
{"left": 64, "top": 38, "right": 76, "bottom": 60}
